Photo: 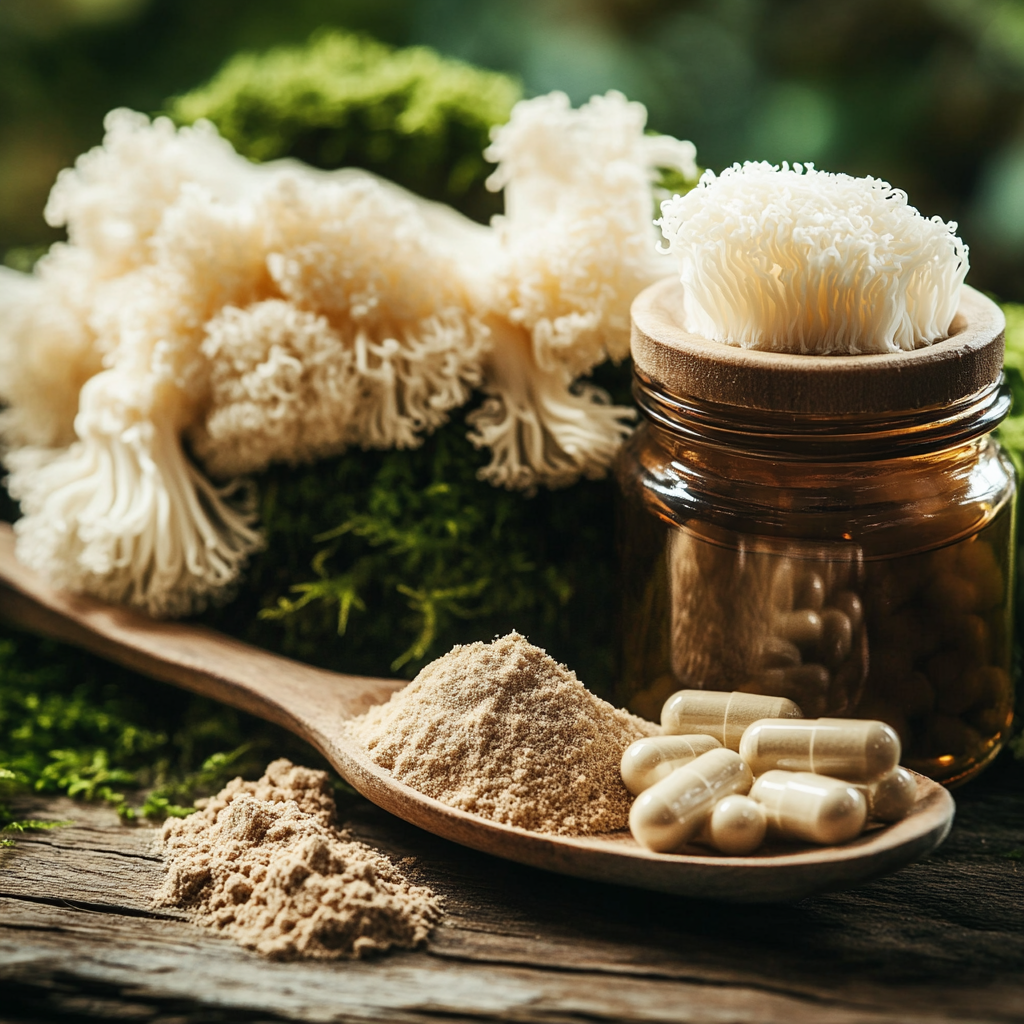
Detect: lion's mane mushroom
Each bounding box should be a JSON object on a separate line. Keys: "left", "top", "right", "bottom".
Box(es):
{"left": 7, "top": 370, "right": 263, "bottom": 618}
{"left": 191, "top": 171, "right": 488, "bottom": 477}
{"left": 0, "top": 93, "right": 698, "bottom": 616}
{"left": 657, "top": 161, "right": 969, "bottom": 355}
{"left": 4, "top": 113, "right": 274, "bottom": 616}
{"left": 1, "top": 111, "right": 488, "bottom": 616}
{"left": 0, "top": 110, "right": 250, "bottom": 450}
{"left": 467, "top": 91, "right": 698, "bottom": 490}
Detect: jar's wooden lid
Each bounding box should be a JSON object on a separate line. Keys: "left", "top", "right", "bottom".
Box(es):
{"left": 630, "top": 278, "right": 1005, "bottom": 415}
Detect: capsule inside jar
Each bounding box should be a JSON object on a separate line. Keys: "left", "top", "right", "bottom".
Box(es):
{"left": 620, "top": 734, "right": 723, "bottom": 796}
{"left": 661, "top": 690, "right": 804, "bottom": 750}
{"left": 629, "top": 748, "right": 752, "bottom": 852}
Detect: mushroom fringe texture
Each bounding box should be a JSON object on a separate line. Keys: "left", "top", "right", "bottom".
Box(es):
{"left": 467, "top": 317, "right": 635, "bottom": 491}
{"left": 0, "top": 95, "right": 697, "bottom": 616}
{"left": 7, "top": 373, "right": 263, "bottom": 619}
{"left": 468, "top": 91, "right": 698, "bottom": 489}
{"left": 0, "top": 263, "right": 101, "bottom": 450}
{"left": 193, "top": 172, "right": 488, "bottom": 476}
{"left": 657, "top": 161, "right": 969, "bottom": 355}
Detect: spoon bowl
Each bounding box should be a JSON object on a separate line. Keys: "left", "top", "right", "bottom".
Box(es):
{"left": 0, "top": 523, "right": 954, "bottom": 902}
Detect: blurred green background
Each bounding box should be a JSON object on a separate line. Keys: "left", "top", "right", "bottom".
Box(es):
{"left": 6, "top": 0, "right": 1024, "bottom": 296}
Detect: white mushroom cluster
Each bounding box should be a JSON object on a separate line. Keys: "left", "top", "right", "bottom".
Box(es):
{"left": 470, "top": 91, "right": 697, "bottom": 489}
{"left": 0, "top": 96, "right": 697, "bottom": 616}
{"left": 193, "top": 172, "right": 488, "bottom": 476}
{"left": 657, "top": 161, "right": 969, "bottom": 355}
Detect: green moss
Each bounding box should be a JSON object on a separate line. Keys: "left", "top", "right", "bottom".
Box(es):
{"left": 0, "top": 628, "right": 330, "bottom": 830}
{"left": 168, "top": 28, "right": 522, "bottom": 222}
{"left": 996, "top": 303, "right": 1024, "bottom": 476}
{"left": 198, "top": 395, "right": 626, "bottom": 691}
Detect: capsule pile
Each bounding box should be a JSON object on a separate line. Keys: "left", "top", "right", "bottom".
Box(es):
{"left": 652, "top": 525, "right": 1014, "bottom": 785}
{"left": 664, "top": 540, "right": 869, "bottom": 723}
{"left": 855, "top": 537, "right": 1013, "bottom": 771}
{"left": 624, "top": 689, "right": 918, "bottom": 856}
{"left": 740, "top": 559, "right": 867, "bottom": 718}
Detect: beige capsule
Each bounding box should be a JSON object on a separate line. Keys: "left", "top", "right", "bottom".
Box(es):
{"left": 761, "top": 636, "right": 802, "bottom": 669}
{"left": 856, "top": 766, "right": 917, "bottom": 823}
{"left": 629, "top": 749, "right": 753, "bottom": 853}
{"left": 770, "top": 560, "right": 796, "bottom": 613}
{"left": 620, "top": 734, "right": 723, "bottom": 796}
{"left": 661, "top": 690, "right": 804, "bottom": 750}
{"left": 832, "top": 590, "right": 863, "bottom": 633}
{"left": 751, "top": 770, "right": 868, "bottom": 845}
{"left": 739, "top": 717, "right": 900, "bottom": 782}
{"left": 818, "top": 608, "right": 853, "bottom": 666}
{"left": 703, "top": 795, "right": 767, "bottom": 856}
{"left": 796, "top": 572, "right": 826, "bottom": 612}
{"left": 775, "top": 609, "right": 823, "bottom": 646}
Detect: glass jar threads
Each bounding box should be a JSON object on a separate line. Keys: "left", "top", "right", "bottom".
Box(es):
{"left": 616, "top": 278, "right": 1015, "bottom": 786}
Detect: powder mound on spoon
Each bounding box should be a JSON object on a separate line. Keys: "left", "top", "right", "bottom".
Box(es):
{"left": 349, "top": 631, "right": 659, "bottom": 835}
{"left": 155, "top": 758, "right": 442, "bottom": 960}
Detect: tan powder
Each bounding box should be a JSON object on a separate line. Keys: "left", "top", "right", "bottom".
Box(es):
{"left": 155, "top": 758, "right": 442, "bottom": 960}
{"left": 349, "top": 632, "right": 659, "bottom": 835}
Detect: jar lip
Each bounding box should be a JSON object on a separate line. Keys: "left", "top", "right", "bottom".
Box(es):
{"left": 635, "top": 373, "right": 1012, "bottom": 461}
{"left": 630, "top": 278, "right": 1005, "bottom": 416}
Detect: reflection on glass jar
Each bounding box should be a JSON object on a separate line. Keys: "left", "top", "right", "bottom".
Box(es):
{"left": 858, "top": 517, "right": 1014, "bottom": 781}
{"left": 619, "top": 278, "right": 1016, "bottom": 786}
{"left": 665, "top": 532, "right": 867, "bottom": 718}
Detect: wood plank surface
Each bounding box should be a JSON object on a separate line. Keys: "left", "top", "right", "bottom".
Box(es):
{"left": 1, "top": 755, "right": 1023, "bottom": 1024}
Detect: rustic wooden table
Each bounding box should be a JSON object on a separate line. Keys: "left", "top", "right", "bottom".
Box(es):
{"left": 2, "top": 751, "right": 1022, "bottom": 1024}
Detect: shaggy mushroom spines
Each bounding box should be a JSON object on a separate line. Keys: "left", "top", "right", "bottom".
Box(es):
{"left": 657, "top": 161, "right": 968, "bottom": 356}
{"left": 472, "top": 90, "right": 696, "bottom": 490}
{"left": 8, "top": 373, "right": 263, "bottom": 618}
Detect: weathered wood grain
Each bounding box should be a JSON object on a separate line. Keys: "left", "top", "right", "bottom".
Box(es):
{"left": 1, "top": 756, "right": 1022, "bottom": 1023}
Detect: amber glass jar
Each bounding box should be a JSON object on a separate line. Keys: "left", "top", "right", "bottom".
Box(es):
{"left": 617, "top": 278, "right": 1016, "bottom": 786}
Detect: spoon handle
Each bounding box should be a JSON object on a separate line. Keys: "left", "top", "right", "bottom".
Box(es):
{"left": 0, "top": 523, "right": 402, "bottom": 738}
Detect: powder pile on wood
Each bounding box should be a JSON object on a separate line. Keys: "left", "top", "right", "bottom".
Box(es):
{"left": 349, "top": 632, "right": 659, "bottom": 835}
{"left": 154, "top": 758, "right": 442, "bottom": 960}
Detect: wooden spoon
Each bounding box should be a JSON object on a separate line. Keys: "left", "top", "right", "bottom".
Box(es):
{"left": 0, "top": 523, "right": 954, "bottom": 902}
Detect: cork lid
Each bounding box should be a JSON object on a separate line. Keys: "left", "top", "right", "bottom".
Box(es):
{"left": 630, "top": 278, "right": 1005, "bottom": 415}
